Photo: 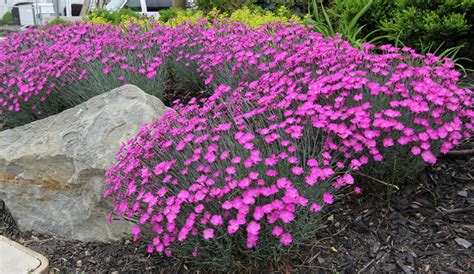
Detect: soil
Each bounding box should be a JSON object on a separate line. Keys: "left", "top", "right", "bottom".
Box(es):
{"left": 1, "top": 139, "right": 472, "bottom": 273}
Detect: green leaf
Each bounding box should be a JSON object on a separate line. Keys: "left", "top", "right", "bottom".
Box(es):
{"left": 347, "top": 0, "right": 373, "bottom": 32}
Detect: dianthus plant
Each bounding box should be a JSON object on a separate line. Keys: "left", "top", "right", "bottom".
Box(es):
{"left": 104, "top": 82, "right": 357, "bottom": 269}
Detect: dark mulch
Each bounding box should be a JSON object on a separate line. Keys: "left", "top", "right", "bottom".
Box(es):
{"left": 162, "top": 81, "right": 208, "bottom": 108}
{"left": 296, "top": 151, "right": 473, "bottom": 272}
{"left": 1, "top": 143, "right": 472, "bottom": 272}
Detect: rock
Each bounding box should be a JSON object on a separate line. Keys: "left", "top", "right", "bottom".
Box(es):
{"left": 0, "top": 85, "right": 169, "bottom": 242}
{"left": 454, "top": 238, "right": 472, "bottom": 249}
{"left": 457, "top": 190, "right": 468, "bottom": 197}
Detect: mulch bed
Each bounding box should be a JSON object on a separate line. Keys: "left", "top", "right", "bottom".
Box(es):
{"left": 1, "top": 141, "right": 472, "bottom": 272}
{"left": 297, "top": 151, "right": 473, "bottom": 272}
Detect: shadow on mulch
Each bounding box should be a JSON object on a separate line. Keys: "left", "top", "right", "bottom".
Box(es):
{"left": 1, "top": 134, "right": 473, "bottom": 273}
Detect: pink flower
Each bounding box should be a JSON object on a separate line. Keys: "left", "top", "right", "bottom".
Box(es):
{"left": 419, "top": 132, "right": 429, "bottom": 141}
{"left": 323, "top": 193, "right": 334, "bottom": 204}
{"left": 220, "top": 151, "right": 230, "bottom": 160}
{"left": 210, "top": 215, "right": 223, "bottom": 226}
{"left": 227, "top": 220, "right": 240, "bottom": 234}
{"left": 411, "top": 146, "right": 421, "bottom": 155}
{"left": 291, "top": 166, "right": 304, "bottom": 175}
{"left": 226, "top": 166, "right": 236, "bottom": 175}
{"left": 343, "top": 174, "right": 354, "bottom": 185}
{"left": 272, "top": 226, "right": 283, "bottom": 236}
{"left": 383, "top": 138, "right": 394, "bottom": 147}
{"left": 246, "top": 221, "right": 261, "bottom": 235}
{"left": 132, "top": 225, "right": 140, "bottom": 241}
{"left": 253, "top": 207, "right": 265, "bottom": 220}
{"left": 279, "top": 210, "right": 294, "bottom": 223}
{"left": 266, "top": 169, "right": 278, "bottom": 177}
{"left": 440, "top": 141, "right": 453, "bottom": 154}
{"left": 102, "top": 66, "right": 112, "bottom": 74}
{"left": 279, "top": 233, "right": 292, "bottom": 246}
{"left": 421, "top": 150, "right": 437, "bottom": 164}
{"left": 231, "top": 156, "right": 241, "bottom": 164}
{"left": 195, "top": 204, "right": 204, "bottom": 213}
{"left": 309, "top": 203, "right": 322, "bottom": 212}
{"left": 249, "top": 171, "right": 259, "bottom": 180}
{"left": 264, "top": 156, "right": 278, "bottom": 166}
{"left": 203, "top": 228, "right": 215, "bottom": 240}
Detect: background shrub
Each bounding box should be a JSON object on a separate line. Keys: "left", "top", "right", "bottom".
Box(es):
{"left": 162, "top": 6, "right": 301, "bottom": 27}
{"left": 43, "top": 18, "right": 70, "bottom": 28}
{"left": 327, "top": 0, "right": 474, "bottom": 68}
{"left": 87, "top": 8, "right": 142, "bottom": 25}
{"left": 1, "top": 12, "right": 14, "bottom": 25}
{"left": 157, "top": 7, "right": 181, "bottom": 22}
{"left": 196, "top": 0, "right": 253, "bottom": 12}
{"left": 328, "top": 0, "right": 396, "bottom": 38}
{"left": 229, "top": 6, "right": 301, "bottom": 27}
{"left": 379, "top": 0, "right": 473, "bottom": 52}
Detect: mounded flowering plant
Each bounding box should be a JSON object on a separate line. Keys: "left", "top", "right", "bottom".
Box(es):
{"left": 104, "top": 25, "right": 472, "bottom": 270}
{"left": 104, "top": 82, "right": 355, "bottom": 269}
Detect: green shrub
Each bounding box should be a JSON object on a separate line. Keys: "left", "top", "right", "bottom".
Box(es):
{"left": 304, "top": 0, "right": 375, "bottom": 48}
{"left": 87, "top": 8, "right": 142, "bottom": 25}
{"left": 164, "top": 6, "right": 301, "bottom": 28}
{"left": 328, "top": 0, "right": 396, "bottom": 38}
{"left": 328, "top": 0, "right": 473, "bottom": 68}
{"left": 158, "top": 7, "right": 182, "bottom": 22}
{"left": 379, "top": 1, "right": 472, "bottom": 50}
{"left": 44, "top": 18, "right": 69, "bottom": 28}
{"left": 196, "top": 0, "right": 253, "bottom": 12}
{"left": 2, "top": 12, "right": 14, "bottom": 25}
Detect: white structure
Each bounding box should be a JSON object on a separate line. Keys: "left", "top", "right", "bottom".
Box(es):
{"left": 106, "top": 0, "right": 185, "bottom": 16}
{"left": 1, "top": 0, "right": 82, "bottom": 16}
{"left": 0, "top": 0, "right": 186, "bottom": 25}
{"left": 1, "top": 0, "right": 85, "bottom": 24}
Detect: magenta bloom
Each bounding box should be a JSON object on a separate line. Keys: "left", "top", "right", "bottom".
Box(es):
{"left": 246, "top": 221, "right": 261, "bottom": 235}
{"left": 279, "top": 233, "right": 293, "bottom": 246}
{"left": 203, "top": 228, "right": 215, "bottom": 240}
{"left": 323, "top": 193, "right": 334, "bottom": 204}
{"left": 421, "top": 150, "right": 437, "bottom": 164}
{"left": 272, "top": 226, "right": 283, "bottom": 236}
{"left": 309, "top": 203, "right": 322, "bottom": 212}
{"left": 210, "top": 215, "right": 223, "bottom": 226}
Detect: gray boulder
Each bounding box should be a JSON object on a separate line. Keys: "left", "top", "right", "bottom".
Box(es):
{"left": 0, "top": 85, "right": 169, "bottom": 242}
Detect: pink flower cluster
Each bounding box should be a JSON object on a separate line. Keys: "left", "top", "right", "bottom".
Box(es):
{"left": 1, "top": 20, "right": 472, "bottom": 256}
{"left": 105, "top": 81, "right": 349, "bottom": 255}
{"left": 103, "top": 22, "right": 471, "bottom": 256}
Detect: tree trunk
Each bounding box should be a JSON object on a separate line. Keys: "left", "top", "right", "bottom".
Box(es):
{"left": 80, "top": 0, "right": 91, "bottom": 16}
